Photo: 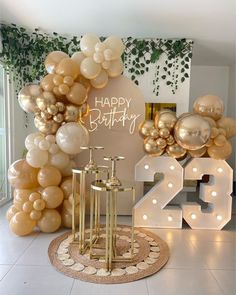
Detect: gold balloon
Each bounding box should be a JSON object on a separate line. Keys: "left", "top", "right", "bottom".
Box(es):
{"left": 18, "top": 84, "right": 42, "bottom": 113}
{"left": 166, "top": 143, "right": 186, "bottom": 159}
{"left": 47, "top": 104, "right": 58, "bottom": 115}
{"left": 56, "top": 58, "right": 80, "bottom": 79}
{"left": 45, "top": 51, "right": 69, "bottom": 74}
{"left": 22, "top": 201, "right": 34, "bottom": 213}
{"left": 64, "top": 105, "right": 80, "bottom": 122}
{"left": 60, "top": 177, "right": 74, "bottom": 199}
{"left": 144, "top": 137, "right": 164, "bottom": 156}
{"left": 149, "top": 128, "right": 159, "bottom": 138}
{"left": 10, "top": 211, "right": 36, "bottom": 236}
{"left": 13, "top": 189, "right": 33, "bottom": 211}
{"left": 217, "top": 117, "right": 236, "bottom": 138}
{"left": 41, "top": 186, "right": 64, "bottom": 209}
{"left": 29, "top": 192, "right": 41, "bottom": 202}
{"left": 66, "top": 82, "right": 87, "bottom": 105}
{"left": 139, "top": 120, "right": 155, "bottom": 137}
{"left": 205, "top": 138, "right": 213, "bottom": 147}
{"left": 34, "top": 116, "right": 60, "bottom": 135}
{"left": 53, "top": 113, "right": 64, "bottom": 123}
{"left": 37, "top": 209, "right": 61, "bottom": 233}
{"left": 33, "top": 199, "right": 46, "bottom": 211}
{"left": 58, "top": 83, "right": 70, "bottom": 95}
{"left": 30, "top": 210, "right": 42, "bottom": 221}
{"left": 41, "top": 74, "right": 55, "bottom": 92}
{"left": 159, "top": 127, "right": 170, "bottom": 139}
{"left": 53, "top": 74, "right": 64, "bottom": 86}
{"left": 41, "top": 111, "right": 52, "bottom": 120}
{"left": 166, "top": 135, "right": 175, "bottom": 145}
{"left": 156, "top": 137, "right": 167, "bottom": 149}
{"left": 193, "top": 95, "right": 224, "bottom": 120}
{"left": 214, "top": 134, "right": 227, "bottom": 147}
{"left": 6, "top": 205, "right": 19, "bottom": 222}
{"left": 155, "top": 111, "right": 177, "bottom": 130}
{"left": 208, "top": 140, "right": 232, "bottom": 160}
{"left": 36, "top": 91, "right": 56, "bottom": 111}
{"left": 174, "top": 114, "right": 211, "bottom": 150}
{"left": 218, "top": 128, "right": 227, "bottom": 136}
{"left": 38, "top": 165, "right": 62, "bottom": 187}
{"left": 55, "top": 102, "right": 65, "bottom": 112}
{"left": 8, "top": 160, "right": 39, "bottom": 189}
{"left": 188, "top": 146, "right": 207, "bottom": 158}
{"left": 203, "top": 116, "right": 217, "bottom": 128}
{"left": 210, "top": 127, "right": 219, "bottom": 139}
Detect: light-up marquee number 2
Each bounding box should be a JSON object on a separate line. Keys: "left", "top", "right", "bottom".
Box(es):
{"left": 135, "top": 156, "right": 233, "bottom": 230}
{"left": 135, "top": 156, "right": 184, "bottom": 228}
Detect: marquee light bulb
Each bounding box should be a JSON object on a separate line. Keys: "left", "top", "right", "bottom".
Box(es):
{"left": 144, "top": 164, "right": 149, "bottom": 170}
{"left": 143, "top": 214, "right": 148, "bottom": 220}
{"left": 169, "top": 165, "right": 175, "bottom": 170}
{"left": 217, "top": 168, "right": 223, "bottom": 173}
{"left": 211, "top": 191, "right": 217, "bottom": 197}
{"left": 152, "top": 199, "right": 157, "bottom": 204}
{"left": 216, "top": 215, "right": 223, "bottom": 221}
{"left": 168, "top": 182, "right": 173, "bottom": 188}
{"left": 191, "top": 213, "right": 197, "bottom": 220}
{"left": 168, "top": 215, "right": 173, "bottom": 222}
{"left": 192, "top": 167, "right": 198, "bottom": 172}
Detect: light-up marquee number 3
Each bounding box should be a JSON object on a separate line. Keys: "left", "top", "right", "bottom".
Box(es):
{"left": 135, "top": 156, "right": 233, "bottom": 230}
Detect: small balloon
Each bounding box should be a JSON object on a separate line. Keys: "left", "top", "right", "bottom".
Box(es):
{"left": 64, "top": 105, "right": 80, "bottom": 122}
{"left": 139, "top": 120, "right": 155, "bottom": 137}
{"left": 25, "top": 132, "right": 41, "bottom": 150}
{"left": 213, "top": 134, "right": 227, "bottom": 147}
{"left": 41, "top": 74, "right": 55, "bottom": 92}
{"left": 90, "top": 70, "right": 108, "bottom": 89}
{"left": 36, "top": 91, "right": 56, "bottom": 111}
{"left": 156, "top": 137, "right": 167, "bottom": 149}
{"left": 144, "top": 137, "right": 164, "bottom": 156}
{"left": 208, "top": 140, "right": 232, "bottom": 160}
{"left": 159, "top": 128, "right": 170, "bottom": 139}
{"left": 33, "top": 199, "right": 46, "bottom": 211}
{"left": 38, "top": 165, "right": 62, "bottom": 187}
{"left": 166, "top": 143, "right": 186, "bottom": 159}
{"left": 80, "top": 34, "right": 100, "bottom": 57}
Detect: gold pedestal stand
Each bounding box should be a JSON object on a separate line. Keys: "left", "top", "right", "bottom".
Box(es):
{"left": 90, "top": 156, "right": 135, "bottom": 271}
{"left": 71, "top": 146, "right": 108, "bottom": 254}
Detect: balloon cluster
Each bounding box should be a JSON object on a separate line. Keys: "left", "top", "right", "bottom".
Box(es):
{"left": 7, "top": 33, "right": 125, "bottom": 236}
{"left": 140, "top": 95, "right": 236, "bottom": 160}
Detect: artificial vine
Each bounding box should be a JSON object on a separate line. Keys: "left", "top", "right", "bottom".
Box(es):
{"left": 0, "top": 23, "right": 193, "bottom": 95}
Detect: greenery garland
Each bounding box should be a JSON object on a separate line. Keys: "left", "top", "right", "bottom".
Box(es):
{"left": 0, "top": 23, "right": 193, "bottom": 95}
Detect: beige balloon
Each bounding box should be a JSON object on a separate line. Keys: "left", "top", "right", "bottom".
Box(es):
{"left": 155, "top": 111, "right": 177, "bottom": 130}
{"left": 30, "top": 210, "right": 42, "bottom": 221}
{"left": 10, "top": 211, "right": 36, "bottom": 236}
{"left": 18, "top": 84, "right": 42, "bottom": 113}
{"left": 22, "top": 201, "right": 34, "bottom": 213}
{"left": 33, "top": 199, "right": 46, "bottom": 211}
{"left": 188, "top": 146, "right": 207, "bottom": 158}
{"left": 41, "top": 74, "right": 56, "bottom": 92}
{"left": 208, "top": 140, "right": 232, "bottom": 160}
{"left": 37, "top": 165, "right": 62, "bottom": 187}
{"left": 61, "top": 206, "right": 79, "bottom": 228}
{"left": 210, "top": 127, "right": 219, "bottom": 139}
{"left": 80, "top": 34, "right": 100, "bottom": 57}
{"left": 42, "top": 186, "right": 64, "bottom": 208}
{"left": 56, "top": 58, "right": 80, "bottom": 79}
{"left": 6, "top": 205, "right": 19, "bottom": 222}
{"left": 139, "top": 120, "right": 155, "bottom": 137}
{"left": 174, "top": 114, "right": 211, "bottom": 150}
{"left": 60, "top": 177, "right": 80, "bottom": 199}
{"left": 36, "top": 91, "right": 56, "bottom": 111}
{"left": 166, "top": 143, "right": 186, "bottom": 159}
{"left": 107, "top": 58, "right": 123, "bottom": 77}
{"left": 214, "top": 134, "right": 227, "bottom": 147}
{"left": 26, "top": 148, "right": 49, "bottom": 168}
{"left": 217, "top": 117, "right": 236, "bottom": 138}
{"left": 8, "top": 160, "right": 39, "bottom": 189}
{"left": 37, "top": 209, "right": 61, "bottom": 233}
{"left": 80, "top": 57, "right": 102, "bottom": 79}
{"left": 90, "top": 70, "right": 108, "bottom": 88}
{"left": 71, "top": 51, "right": 85, "bottom": 69}
{"left": 66, "top": 82, "right": 87, "bottom": 105}
{"left": 104, "top": 36, "right": 124, "bottom": 60}
{"left": 193, "top": 95, "right": 224, "bottom": 120}
{"left": 45, "top": 51, "right": 69, "bottom": 74}
{"left": 49, "top": 151, "right": 70, "bottom": 170}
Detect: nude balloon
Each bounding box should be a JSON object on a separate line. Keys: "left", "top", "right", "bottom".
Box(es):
{"left": 37, "top": 209, "right": 61, "bottom": 233}
{"left": 80, "top": 34, "right": 100, "bottom": 57}
{"left": 66, "top": 82, "right": 87, "bottom": 105}
{"left": 10, "top": 211, "right": 36, "bottom": 236}
{"left": 26, "top": 148, "right": 49, "bottom": 168}
{"left": 41, "top": 186, "right": 64, "bottom": 208}
{"left": 56, "top": 58, "right": 80, "bottom": 79}
{"left": 45, "top": 51, "right": 69, "bottom": 74}
{"left": 37, "top": 165, "right": 62, "bottom": 187}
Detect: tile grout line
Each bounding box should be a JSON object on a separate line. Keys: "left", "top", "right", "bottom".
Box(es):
{"left": 208, "top": 269, "right": 228, "bottom": 295}
{"left": 145, "top": 278, "right": 150, "bottom": 295}
{"left": 0, "top": 232, "right": 39, "bottom": 282}
{"left": 68, "top": 279, "right": 75, "bottom": 295}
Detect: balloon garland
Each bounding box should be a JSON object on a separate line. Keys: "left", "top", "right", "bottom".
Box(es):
{"left": 140, "top": 95, "right": 236, "bottom": 160}
{"left": 7, "top": 34, "right": 125, "bottom": 236}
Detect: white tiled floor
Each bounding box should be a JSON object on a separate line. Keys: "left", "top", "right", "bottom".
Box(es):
{"left": 0, "top": 203, "right": 235, "bottom": 295}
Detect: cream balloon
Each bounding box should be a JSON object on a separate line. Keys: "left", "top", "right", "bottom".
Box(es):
{"left": 37, "top": 209, "right": 61, "bottom": 233}
{"left": 41, "top": 186, "right": 64, "bottom": 209}
{"left": 25, "top": 132, "right": 41, "bottom": 150}
{"left": 90, "top": 69, "right": 108, "bottom": 88}
{"left": 71, "top": 51, "right": 85, "bottom": 69}
{"left": 49, "top": 151, "right": 70, "bottom": 170}
{"left": 45, "top": 51, "right": 69, "bottom": 74}
{"left": 56, "top": 122, "right": 89, "bottom": 155}
{"left": 37, "top": 165, "right": 62, "bottom": 187}
{"left": 104, "top": 36, "right": 124, "bottom": 60}
{"left": 10, "top": 212, "right": 36, "bottom": 236}
{"left": 66, "top": 82, "right": 87, "bottom": 105}
{"left": 80, "top": 34, "right": 100, "bottom": 57}
{"left": 107, "top": 58, "right": 123, "bottom": 77}
{"left": 56, "top": 58, "right": 80, "bottom": 79}
{"left": 48, "top": 143, "right": 60, "bottom": 154}
{"left": 26, "top": 148, "right": 49, "bottom": 168}
{"left": 80, "top": 57, "right": 101, "bottom": 79}
{"left": 18, "top": 84, "right": 42, "bottom": 113}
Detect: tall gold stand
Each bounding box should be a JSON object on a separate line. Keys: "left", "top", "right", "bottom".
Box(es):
{"left": 90, "top": 156, "right": 135, "bottom": 271}
{"left": 71, "top": 146, "right": 108, "bottom": 254}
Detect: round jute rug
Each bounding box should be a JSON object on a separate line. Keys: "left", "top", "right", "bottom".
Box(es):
{"left": 48, "top": 225, "right": 169, "bottom": 284}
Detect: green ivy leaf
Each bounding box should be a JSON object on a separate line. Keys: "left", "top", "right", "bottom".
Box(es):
{"left": 150, "top": 48, "right": 163, "bottom": 63}
{"left": 181, "top": 77, "right": 185, "bottom": 82}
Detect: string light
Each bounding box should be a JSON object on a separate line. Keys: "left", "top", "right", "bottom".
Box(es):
{"left": 192, "top": 167, "right": 198, "bottom": 172}
{"left": 211, "top": 191, "right": 217, "bottom": 197}
{"left": 168, "top": 182, "right": 173, "bottom": 188}
{"left": 152, "top": 199, "right": 157, "bottom": 204}
{"left": 168, "top": 215, "right": 173, "bottom": 222}
{"left": 216, "top": 215, "right": 223, "bottom": 221}
{"left": 169, "top": 165, "right": 175, "bottom": 170}
{"left": 144, "top": 164, "right": 149, "bottom": 170}
{"left": 143, "top": 214, "right": 148, "bottom": 220}
{"left": 191, "top": 213, "right": 197, "bottom": 220}
{"left": 217, "top": 168, "right": 223, "bottom": 173}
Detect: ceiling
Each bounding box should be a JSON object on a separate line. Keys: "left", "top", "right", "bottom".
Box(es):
{"left": 1, "top": 0, "right": 236, "bottom": 66}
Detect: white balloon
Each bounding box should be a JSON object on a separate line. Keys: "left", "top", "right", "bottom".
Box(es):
{"left": 56, "top": 122, "right": 89, "bottom": 155}
{"left": 39, "top": 139, "right": 51, "bottom": 151}
{"left": 45, "top": 135, "right": 56, "bottom": 143}
{"left": 49, "top": 151, "right": 70, "bottom": 170}
{"left": 107, "top": 58, "right": 124, "bottom": 77}
{"left": 80, "top": 34, "right": 100, "bottom": 57}
{"left": 48, "top": 143, "right": 60, "bottom": 154}
{"left": 104, "top": 36, "right": 124, "bottom": 60}
{"left": 93, "top": 52, "right": 104, "bottom": 64}
{"left": 26, "top": 148, "right": 48, "bottom": 168}
{"left": 95, "top": 42, "right": 107, "bottom": 53}
{"left": 25, "top": 132, "right": 41, "bottom": 150}
{"left": 34, "top": 135, "right": 45, "bottom": 146}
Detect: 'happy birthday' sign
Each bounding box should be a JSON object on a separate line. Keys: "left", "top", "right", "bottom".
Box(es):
{"left": 88, "top": 96, "right": 141, "bottom": 134}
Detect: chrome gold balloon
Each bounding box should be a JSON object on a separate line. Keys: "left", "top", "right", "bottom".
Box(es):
{"left": 166, "top": 143, "right": 186, "bottom": 159}
{"left": 156, "top": 137, "right": 167, "bottom": 149}
{"left": 193, "top": 95, "right": 224, "bottom": 120}
{"left": 36, "top": 92, "right": 56, "bottom": 111}
{"left": 144, "top": 137, "right": 164, "bottom": 156}
{"left": 174, "top": 114, "right": 211, "bottom": 150}
{"left": 64, "top": 105, "right": 80, "bottom": 122}
{"left": 155, "top": 110, "right": 177, "bottom": 130}
{"left": 139, "top": 120, "right": 155, "bottom": 138}
{"left": 18, "top": 84, "right": 42, "bottom": 113}
{"left": 159, "top": 127, "right": 170, "bottom": 139}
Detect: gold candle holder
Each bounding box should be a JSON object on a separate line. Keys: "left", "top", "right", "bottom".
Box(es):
{"left": 90, "top": 156, "right": 135, "bottom": 271}
{"left": 71, "top": 146, "right": 108, "bottom": 254}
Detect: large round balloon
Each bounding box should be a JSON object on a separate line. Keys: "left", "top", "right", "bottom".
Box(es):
{"left": 8, "top": 159, "right": 39, "bottom": 189}
{"left": 45, "top": 51, "right": 69, "bottom": 74}
{"left": 66, "top": 82, "right": 87, "bottom": 105}
{"left": 49, "top": 151, "right": 70, "bottom": 170}
{"left": 41, "top": 186, "right": 64, "bottom": 208}
{"left": 25, "top": 132, "right": 42, "bottom": 150}
{"left": 18, "top": 84, "right": 42, "bottom": 113}
{"left": 80, "top": 57, "right": 101, "bottom": 79}
{"left": 104, "top": 36, "right": 124, "bottom": 60}
{"left": 37, "top": 165, "right": 62, "bottom": 187}
{"left": 80, "top": 34, "right": 100, "bottom": 57}
{"left": 207, "top": 140, "right": 232, "bottom": 160}
{"left": 56, "top": 58, "right": 80, "bottom": 79}
{"left": 10, "top": 211, "right": 36, "bottom": 236}
{"left": 37, "top": 209, "right": 61, "bottom": 233}
{"left": 26, "top": 148, "right": 49, "bottom": 168}
{"left": 56, "top": 122, "right": 89, "bottom": 154}
{"left": 193, "top": 95, "right": 224, "bottom": 120}
{"left": 174, "top": 114, "right": 211, "bottom": 150}
{"left": 60, "top": 177, "right": 80, "bottom": 199}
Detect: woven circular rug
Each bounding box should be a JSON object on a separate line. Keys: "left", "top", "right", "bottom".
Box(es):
{"left": 48, "top": 225, "right": 169, "bottom": 284}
